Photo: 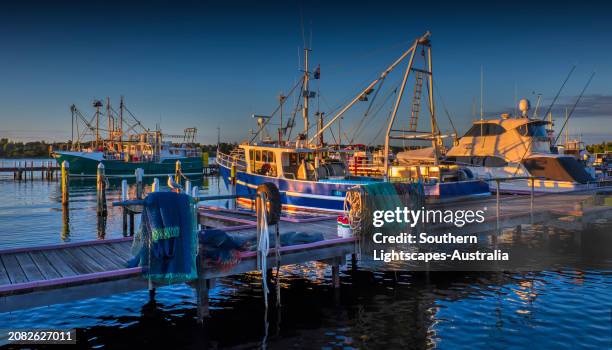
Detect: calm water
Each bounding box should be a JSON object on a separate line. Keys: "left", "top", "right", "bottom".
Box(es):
{"left": 0, "top": 159, "right": 611, "bottom": 349}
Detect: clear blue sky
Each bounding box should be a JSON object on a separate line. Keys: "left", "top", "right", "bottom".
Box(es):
{"left": 0, "top": 0, "right": 610, "bottom": 144}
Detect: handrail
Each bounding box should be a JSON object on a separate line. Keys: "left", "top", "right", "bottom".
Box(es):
{"left": 112, "top": 193, "right": 256, "bottom": 207}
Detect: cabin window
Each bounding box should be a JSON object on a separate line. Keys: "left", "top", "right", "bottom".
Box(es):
{"left": 251, "top": 149, "right": 277, "bottom": 176}
{"left": 448, "top": 156, "right": 507, "bottom": 167}
{"left": 463, "top": 123, "right": 506, "bottom": 137}
{"left": 516, "top": 123, "right": 547, "bottom": 138}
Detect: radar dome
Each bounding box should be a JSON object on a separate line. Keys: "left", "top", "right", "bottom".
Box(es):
{"left": 518, "top": 99, "right": 530, "bottom": 117}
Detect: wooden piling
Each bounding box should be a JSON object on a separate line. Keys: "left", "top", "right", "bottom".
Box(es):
{"left": 96, "top": 163, "right": 107, "bottom": 217}
{"left": 135, "top": 168, "right": 144, "bottom": 199}
{"left": 332, "top": 265, "right": 340, "bottom": 288}
{"left": 175, "top": 160, "right": 182, "bottom": 186}
{"left": 152, "top": 178, "right": 160, "bottom": 192}
{"left": 121, "top": 179, "right": 128, "bottom": 236}
{"left": 61, "top": 161, "right": 70, "bottom": 206}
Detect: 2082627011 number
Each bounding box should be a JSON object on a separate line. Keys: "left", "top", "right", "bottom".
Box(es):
{"left": 4, "top": 329, "right": 77, "bottom": 344}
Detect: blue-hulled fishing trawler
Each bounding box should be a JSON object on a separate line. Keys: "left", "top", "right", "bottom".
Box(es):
{"left": 217, "top": 32, "right": 490, "bottom": 213}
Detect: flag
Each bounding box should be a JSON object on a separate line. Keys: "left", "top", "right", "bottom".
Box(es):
{"left": 313, "top": 64, "right": 320, "bottom": 79}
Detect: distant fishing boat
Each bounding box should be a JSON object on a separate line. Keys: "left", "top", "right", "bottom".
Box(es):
{"left": 52, "top": 97, "right": 203, "bottom": 177}
{"left": 445, "top": 99, "right": 595, "bottom": 193}
{"left": 217, "top": 32, "right": 489, "bottom": 213}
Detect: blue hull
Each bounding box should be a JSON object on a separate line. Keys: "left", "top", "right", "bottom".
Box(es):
{"left": 218, "top": 165, "right": 490, "bottom": 212}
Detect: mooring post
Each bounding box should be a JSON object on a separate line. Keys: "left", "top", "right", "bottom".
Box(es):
{"left": 121, "top": 179, "right": 128, "bottom": 235}
{"left": 185, "top": 180, "right": 192, "bottom": 195}
{"left": 96, "top": 163, "right": 107, "bottom": 217}
{"left": 495, "top": 179, "right": 500, "bottom": 231}
{"left": 332, "top": 262, "right": 341, "bottom": 288}
{"left": 152, "top": 177, "right": 160, "bottom": 192}
{"left": 135, "top": 168, "right": 144, "bottom": 199}
{"left": 175, "top": 160, "right": 182, "bottom": 186}
{"left": 61, "top": 161, "right": 70, "bottom": 206}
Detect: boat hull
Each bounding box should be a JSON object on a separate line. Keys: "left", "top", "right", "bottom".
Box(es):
{"left": 218, "top": 163, "right": 490, "bottom": 213}
{"left": 52, "top": 152, "right": 203, "bottom": 177}
{"left": 466, "top": 166, "right": 595, "bottom": 194}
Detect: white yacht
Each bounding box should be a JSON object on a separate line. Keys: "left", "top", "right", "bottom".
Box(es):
{"left": 445, "top": 100, "right": 595, "bottom": 194}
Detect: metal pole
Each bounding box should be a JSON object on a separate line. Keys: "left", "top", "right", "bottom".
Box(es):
{"left": 384, "top": 43, "right": 418, "bottom": 180}
{"left": 185, "top": 180, "right": 192, "bottom": 195}
{"left": 426, "top": 46, "right": 439, "bottom": 165}
{"left": 303, "top": 48, "right": 310, "bottom": 140}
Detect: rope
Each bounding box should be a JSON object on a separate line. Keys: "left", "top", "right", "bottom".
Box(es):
{"left": 257, "top": 192, "right": 270, "bottom": 308}
{"left": 344, "top": 187, "right": 365, "bottom": 235}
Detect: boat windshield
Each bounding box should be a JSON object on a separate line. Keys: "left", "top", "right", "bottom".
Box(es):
{"left": 517, "top": 122, "right": 548, "bottom": 138}
{"left": 522, "top": 156, "right": 594, "bottom": 183}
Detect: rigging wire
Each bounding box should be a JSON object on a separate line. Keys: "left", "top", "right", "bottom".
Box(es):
{"left": 553, "top": 72, "right": 595, "bottom": 146}
{"left": 249, "top": 78, "right": 304, "bottom": 144}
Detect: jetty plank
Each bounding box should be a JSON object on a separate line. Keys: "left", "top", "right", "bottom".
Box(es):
{"left": 0, "top": 257, "right": 12, "bottom": 285}
{"left": 41, "top": 250, "right": 78, "bottom": 277}
{"left": 29, "top": 251, "right": 61, "bottom": 280}
{"left": 105, "top": 242, "right": 132, "bottom": 260}
{"left": 2, "top": 254, "right": 28, "bottom": 284}
{"left": 92, "top": 245, "right": 128, "bottom": 266}
{"left": 65, "top": 248, "right": 105, "bottom": 273}
{"left": 52, "top": 249, "right": 93, "bottom": 275}
{"left": 14, "top": 253, "right": 44, "bottom": 282}
{"left": 78, "top": 247, "right": 119, "bottom": 271}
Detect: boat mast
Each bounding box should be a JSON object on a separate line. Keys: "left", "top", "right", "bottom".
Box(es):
{"left": 106, "top": 97, "right": 111, "bottom": 143}
{"left": 278, "top": 94, "right": 285, "bottom": 145}
{"left": 303, "top": 48, "right": 310, "bottom": 141}
{"left": 307, "top": 33, "right": 426, "bottom": 145}
{"left": 119, "top": 96, "right": 124, "bottom": 153}
{"left": 93, "top": 99, "right": 102, "bottom": 150}
{"left": 383, "top": 32, "right": 436, "bottom": 179}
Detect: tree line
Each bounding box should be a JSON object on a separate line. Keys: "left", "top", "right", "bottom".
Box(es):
{"left": 0, "top": 138, "right": 238, "bottom": 158}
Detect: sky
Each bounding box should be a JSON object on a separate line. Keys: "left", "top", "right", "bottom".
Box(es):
{"left": 0, "top": 0, "right": 611, "bottom": 145}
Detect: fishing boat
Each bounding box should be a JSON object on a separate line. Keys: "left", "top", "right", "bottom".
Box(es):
{"left": 52, "top": 97, "right": 203, "bottom": 177}
{"left": 217, "top": 32, "right": 490, "bottom": 213}
{"left": 445, "top": 99, "right": 595, "bottom": 193}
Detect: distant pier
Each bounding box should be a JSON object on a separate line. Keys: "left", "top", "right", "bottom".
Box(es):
{"left": 0, "top": 160, "right": 59, "bottom": 181}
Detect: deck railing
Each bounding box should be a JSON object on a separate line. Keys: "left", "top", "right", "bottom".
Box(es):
{"left": 216, "top": 150, "right": 247, "bottom": 171}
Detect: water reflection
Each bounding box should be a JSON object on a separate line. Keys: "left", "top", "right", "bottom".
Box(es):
{"left": 0, "top": 173, "right": 228, "bottom": 249}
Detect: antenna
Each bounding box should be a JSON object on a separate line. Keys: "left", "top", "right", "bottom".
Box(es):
{"left": 480, "top": 65, "right": 484, "bottom": 120}
{"left": 553, "top": 71, "right": 595, "bottom": 146}
{"left": 541, "top": 65, "right": 576, "bottom": 121}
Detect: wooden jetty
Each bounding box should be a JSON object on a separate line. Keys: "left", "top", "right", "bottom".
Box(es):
{"left": 0, "top": 160, "right": 59, "bottom": 180}
{"left": 0, "top": 214, "right": 355, "bottom": 315}
{"left": 0, "top": 174, "right": 609, "bottom": 319}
